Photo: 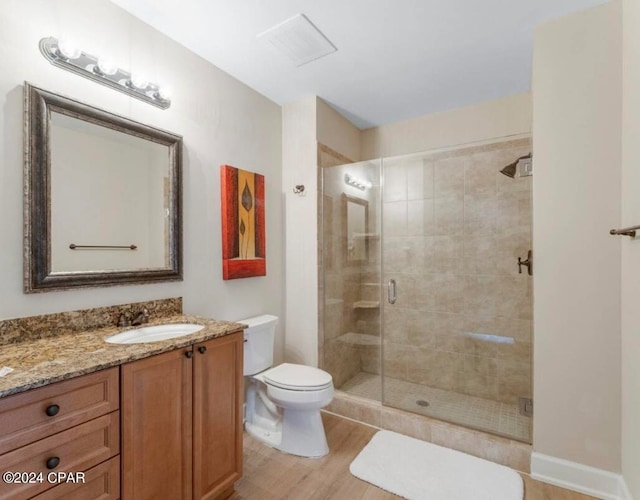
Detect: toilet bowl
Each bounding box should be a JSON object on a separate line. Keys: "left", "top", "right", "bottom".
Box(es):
{"left": 241, "top": 315, "right": 334, "bottom": 458}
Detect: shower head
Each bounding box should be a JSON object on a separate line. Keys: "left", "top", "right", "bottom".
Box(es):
{"left": 500, "top": 161, "right": 517, "bottom": 178}
{"left": 500, "top": 153, "right": 532, "bottom": 178}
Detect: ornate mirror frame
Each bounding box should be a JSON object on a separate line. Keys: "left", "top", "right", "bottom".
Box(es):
{"left": 24, "top": 83, "right": 183, "bottom": 292}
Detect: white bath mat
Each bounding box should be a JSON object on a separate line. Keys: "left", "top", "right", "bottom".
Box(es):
{"left": 350, "top": 430, "right": 523, "bottom": 500}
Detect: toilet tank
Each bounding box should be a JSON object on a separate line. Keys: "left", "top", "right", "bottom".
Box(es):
{"left": 240, "top": 314, "right": 279, "bottom": 376}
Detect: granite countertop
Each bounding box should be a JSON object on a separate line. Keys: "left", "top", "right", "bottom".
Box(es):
{"left": 0, "top": 315, "right": 246, "bottom": 398}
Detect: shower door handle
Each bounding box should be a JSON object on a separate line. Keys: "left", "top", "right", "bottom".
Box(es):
{"left": 387, "top": 279, "right": 397, "bottom": 304}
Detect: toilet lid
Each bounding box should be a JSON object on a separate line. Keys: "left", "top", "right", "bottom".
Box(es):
{"left": 263, "top": 363, "right": 333, "bottom": 391}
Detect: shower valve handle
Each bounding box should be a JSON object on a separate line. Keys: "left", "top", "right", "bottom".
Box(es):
{"left": 518, "top": 251, "right": 533, "bottom": 276}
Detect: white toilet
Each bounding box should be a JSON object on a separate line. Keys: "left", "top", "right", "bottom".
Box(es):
{"left": 241, "top": 314, "right": 334, "bottom": 458}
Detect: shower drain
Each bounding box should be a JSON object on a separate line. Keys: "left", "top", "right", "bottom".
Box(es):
{"left": 416, "top": 399, "right": 430, "bottom": 407}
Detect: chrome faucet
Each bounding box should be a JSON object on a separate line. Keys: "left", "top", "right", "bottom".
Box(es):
{"left": 116, "top": 312, "right": 131, "bottom": 327}
{"left": 131, "top": 307, "right": 150, "bottom": 326}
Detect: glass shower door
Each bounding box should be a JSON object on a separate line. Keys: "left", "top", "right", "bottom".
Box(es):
{"left": 381, "top": 138, "right": 533, "bottom": 442}
{"left": 320, "top": 159, "right": 382, "bottom": 401}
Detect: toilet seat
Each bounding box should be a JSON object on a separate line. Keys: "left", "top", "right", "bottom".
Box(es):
{"left": 261, "top": 363, "right": 333, "bottom": 391}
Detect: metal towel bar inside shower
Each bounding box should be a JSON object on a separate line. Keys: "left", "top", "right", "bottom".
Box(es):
{"left": 609, "top": 225, "right": 640, "bottom": 238}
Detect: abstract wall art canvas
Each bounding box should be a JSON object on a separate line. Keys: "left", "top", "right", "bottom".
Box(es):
{"left": 220, "top": 165, "right": 266, "bottom": 280}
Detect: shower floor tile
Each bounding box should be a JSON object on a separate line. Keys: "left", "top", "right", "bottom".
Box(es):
{"left": 340, "top": 371, "right": 531, "bottom": 442}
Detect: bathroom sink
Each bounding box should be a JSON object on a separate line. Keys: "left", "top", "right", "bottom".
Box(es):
{"left": 105, "top": 323, "right": 205, "bottom": 344}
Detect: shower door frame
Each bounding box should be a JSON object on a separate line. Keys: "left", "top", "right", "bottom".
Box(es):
{"left": 379, "top": 134, "right": 533, "bottom": 443}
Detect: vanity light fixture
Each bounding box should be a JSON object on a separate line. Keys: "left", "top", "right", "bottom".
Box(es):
{"left": 39, "top": 37, "right": 171, "bottom": 110}
{"left": 344, "top": 173, "right": 372, "bottom": 191}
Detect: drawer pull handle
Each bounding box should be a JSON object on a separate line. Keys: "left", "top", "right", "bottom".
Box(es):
{"left": 45, "top": 404, "right": 60, "bottom": 417}
{"left": 46, "top": 457, "right": 60, "bottom": 469}
{"left": 185, "top": 351, "right": 193, "bottom": 359}
{"left": 198, "top": 346, "right": 207, "bottom": 354}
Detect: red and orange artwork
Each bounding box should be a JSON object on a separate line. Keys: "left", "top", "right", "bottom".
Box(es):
{"left": 220, "top": 165, "right": 266, "bottom": 280}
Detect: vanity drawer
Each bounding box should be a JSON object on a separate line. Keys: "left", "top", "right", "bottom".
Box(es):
{"left": 31, "top": 456, "right": 120, "bottom": 500}
{"left": 0, "top": 368, "right": 119, "bottom": 454}
{"left": 0, "top": 412, "right": 120, "bottom": 500}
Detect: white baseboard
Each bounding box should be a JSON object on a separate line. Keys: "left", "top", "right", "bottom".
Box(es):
{"left": 531, "top": 452, "right": 631, "bottom": 500}
{"left": 619, "top": 476, "right": 634, "bottom": 500}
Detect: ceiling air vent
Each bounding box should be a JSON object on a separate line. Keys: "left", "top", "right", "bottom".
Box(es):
{"left": 257, "top": 13, "right": 337, "bottom": 67}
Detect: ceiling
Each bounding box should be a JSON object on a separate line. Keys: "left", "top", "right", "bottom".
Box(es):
{"left": 110, "top": 0, "right": 607, "bottom": 129}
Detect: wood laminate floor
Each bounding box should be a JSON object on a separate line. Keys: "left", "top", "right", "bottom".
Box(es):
{"left": 232, "top": 413, "right": 597, "bottom": 500}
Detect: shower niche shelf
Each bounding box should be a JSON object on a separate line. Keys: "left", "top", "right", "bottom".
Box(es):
{"left": 352, "top": 233, "right": 380, "bottom": 241}
{"left": 352, "top": 300, "right": 380, "bottom": 310}
{"left": 336, "top": 332, "right": 380, "bottom": 346}
{"left": 325, "top": 298, "right": 344, "bottom": 306}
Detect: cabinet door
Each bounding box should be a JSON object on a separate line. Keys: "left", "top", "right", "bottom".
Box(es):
{"left": 121, "top": 347, "right": 193, "bottom": 500}
{"left": 193, "top": 332, "right": 243, "bottom": 500}
{"left": 31, "top": 456, "right": 120, "bottom": 500}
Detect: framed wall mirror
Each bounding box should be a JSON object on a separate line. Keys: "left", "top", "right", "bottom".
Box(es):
{"left": 342, "top": 193, "right": 369, "bottom": 264}
{"left": 24, "top": 83, "right": 183, "bottom": 292}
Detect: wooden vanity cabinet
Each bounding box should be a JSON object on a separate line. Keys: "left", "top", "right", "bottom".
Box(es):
{"left": 0, "top": 368, "right": 120, "bottom": 500}
{"left": 121, "top": 331, "right": 243, "bottom": 500}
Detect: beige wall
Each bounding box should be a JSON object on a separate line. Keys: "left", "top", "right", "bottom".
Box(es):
{"left": 361, "top": 93, "right": 531, "bottom": 160}
{"left": 532, "top": 1, "right": 622, "bottom": 472}
{"left": 621, "top": 0, "right": 640, "bottom": 495}
{"left": 282, "top": 97, "right": 318, "bottom": 366}
{"left": 316, "top": 98, "right": 361, "bottom": 162}
{"left": 0, "top": 0, "right": 284, "bottom": 361}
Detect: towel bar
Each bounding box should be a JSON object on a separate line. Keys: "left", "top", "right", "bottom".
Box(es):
{"left": 609, "top": 225, "right": 640, "bottom": 238}
{"left": 69, "top": 244, "right": 137, "bottom": 250}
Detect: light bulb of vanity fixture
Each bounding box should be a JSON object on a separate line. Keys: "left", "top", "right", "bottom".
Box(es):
{"left": 155, "top": 86, "right": 172, "bottom": 101}
{"left": 57, "top": 38, "right": 81, "bottom": 60}
{"left": 95, "top": 56, "right": 118, "bottom": 76}
{"left": 344, "top": 173, "right": 372, "bottom": 190}
{"left": 129, "top": 74, "right": 149, "bottom": 89}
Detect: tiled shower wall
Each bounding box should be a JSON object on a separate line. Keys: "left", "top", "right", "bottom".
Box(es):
{"left": 382, "top": 138, "right": 532, "bottom": 404}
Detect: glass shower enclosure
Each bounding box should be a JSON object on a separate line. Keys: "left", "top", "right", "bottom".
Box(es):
{"left": 320, "top": 137, "right": 533, "bottom": 443}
